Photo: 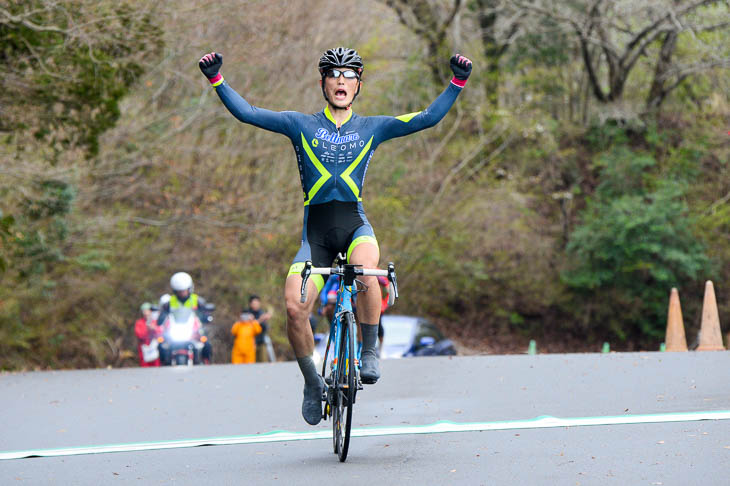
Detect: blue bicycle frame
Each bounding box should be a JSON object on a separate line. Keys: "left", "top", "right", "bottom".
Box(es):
{"left": 299, "top": 257, "right": 397, "bottom": 462}
{"left": 324, "top": 279, "right": 360, "bottom": 378}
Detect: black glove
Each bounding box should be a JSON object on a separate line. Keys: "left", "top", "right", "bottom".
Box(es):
{"left": 199, "top": 52, "right": 223, "bottom": 79}
{"left": 450, "top": 54, "right": 472, "bottom": 81}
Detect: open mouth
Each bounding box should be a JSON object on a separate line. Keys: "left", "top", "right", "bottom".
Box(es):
{"left": 334, "top": 89, "right": 348, "bottom": 100}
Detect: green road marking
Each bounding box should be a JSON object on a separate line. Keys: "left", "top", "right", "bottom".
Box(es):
{"left": 2, "top": 410, "right": 730, "bottom": 460}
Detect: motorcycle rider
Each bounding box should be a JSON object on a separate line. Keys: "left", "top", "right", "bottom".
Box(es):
{"left": 157, "top": 272, "right": 213, "bottom": 363}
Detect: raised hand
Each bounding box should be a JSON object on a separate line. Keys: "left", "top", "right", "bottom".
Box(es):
{"left": 199, "top": 52, "right": 223, "bottom": 79}
{"left": 450, "top": 54, "right": 472, "bottom": 81}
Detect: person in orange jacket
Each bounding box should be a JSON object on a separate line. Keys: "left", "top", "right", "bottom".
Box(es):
{"left": 231, "top": 311, "right": 262, "bottom": 364}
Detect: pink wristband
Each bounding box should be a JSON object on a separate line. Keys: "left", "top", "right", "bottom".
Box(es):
{"left": 450, "top": 76, "right": 467, "bottom": 88}
{"left": 208, "top": 73, "right": 223, "bottom": 85}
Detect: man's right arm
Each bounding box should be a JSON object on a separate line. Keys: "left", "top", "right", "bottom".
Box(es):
{"left": 199, "top": 52, "right": 294, "bottom": 136}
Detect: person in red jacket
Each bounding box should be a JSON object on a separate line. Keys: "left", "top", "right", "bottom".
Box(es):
{"left": 134, "top": 302, "right": 160, "bottom": 367}
{"left": 376, "top": 275, "right": 390, "bottom": 350}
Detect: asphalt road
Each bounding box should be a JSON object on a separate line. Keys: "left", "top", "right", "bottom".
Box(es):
{"left": 2, "top": 352, "right": 729, "bottom": 485}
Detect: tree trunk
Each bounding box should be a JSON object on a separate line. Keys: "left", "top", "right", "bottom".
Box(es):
{"left": 646, "top": 30, "right": 679, "bottom": 111}
{"left": 478, "top": 2, "right": 501, "bottom": 108}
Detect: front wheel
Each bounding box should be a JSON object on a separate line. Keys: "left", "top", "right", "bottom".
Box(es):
{"left": 334, "top": 311, "right": 356, "bottom": 462}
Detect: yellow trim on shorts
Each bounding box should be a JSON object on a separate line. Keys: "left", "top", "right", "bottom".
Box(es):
{"left": 347, "top": 235, "right": 379, "bottom": 262}
{"left": 288, "top": 262, "right": 325, "bottom": 293}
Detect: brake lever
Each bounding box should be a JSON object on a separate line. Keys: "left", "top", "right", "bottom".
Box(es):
{"left": 300, "top": 261, "right": 312, "bottom": 303}
{"left": 387, "top": 262, "right": 398, "bottom": 304}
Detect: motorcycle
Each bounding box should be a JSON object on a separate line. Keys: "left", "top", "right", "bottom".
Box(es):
{"left": 158, "top": 307, "right": 208, "bottom": 366}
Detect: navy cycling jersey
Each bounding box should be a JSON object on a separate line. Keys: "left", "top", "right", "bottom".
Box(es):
{"left": 213, "top": 79, "right": 463, "bottom": 206}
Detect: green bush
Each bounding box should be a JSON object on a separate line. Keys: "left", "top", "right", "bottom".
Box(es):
{"left": 562, "top": 145, "right": 708, "bottom": 341}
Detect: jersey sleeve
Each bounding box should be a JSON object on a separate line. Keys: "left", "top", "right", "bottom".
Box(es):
{"left": 214, "top": 80, "right": 296, "bottom": 137}
{"left": 374, "top": 82, "right": 463, "bottom": 143}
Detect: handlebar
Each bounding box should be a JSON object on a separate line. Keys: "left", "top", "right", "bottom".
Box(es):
{"left": 299, "top": 260, "right": 399, "bottom": 305}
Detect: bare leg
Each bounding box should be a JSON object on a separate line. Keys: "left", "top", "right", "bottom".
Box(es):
{"left": 350, "top": 243, "right": 381, "bottom": 325}
{"left": 285, "top": 274, "right": 324, "bottom": 425}
{"left": 349, "top": 242, "right": 381, "bottom": 383}
{"left": 284, "top": 275, "right": 319, "bottom": 357}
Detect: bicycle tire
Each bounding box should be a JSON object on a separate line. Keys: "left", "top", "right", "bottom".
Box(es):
{"left": 336, "top": 311, "right": 356, "bottom": 462}
{"left": 332, "top": 316, "right": 345, "bottom": 456}
{"left": 331, "top": 322, "right": 345, "bottom": 456}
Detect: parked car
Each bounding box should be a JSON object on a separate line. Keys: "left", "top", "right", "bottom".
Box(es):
{"left": 313, "top": 315, "right": 456, "bottom": 368}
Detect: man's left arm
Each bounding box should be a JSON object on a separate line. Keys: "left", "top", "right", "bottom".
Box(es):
{"left": 377, "top": 54, "right": 472, "bottom": 141}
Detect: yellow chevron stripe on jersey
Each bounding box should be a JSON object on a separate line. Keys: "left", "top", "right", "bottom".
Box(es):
{"left": 395, "top": 111, "right": 421, "bottom": 123}
{"left": 301, "top": 133, "right": 332, "bottom": 206}
{"left": 340, "top": 136, "right": 373, "bottom": 201}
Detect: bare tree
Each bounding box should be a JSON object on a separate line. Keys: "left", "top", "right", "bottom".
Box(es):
{"left": 473, "top": 0, "right": 523, "bottom": 108}
{"left": 514, "top": 0, "right": 730, "bottom": 112}
{"left": 382, "top": 0, "right": 463, "bottom": 82}
{"left": 381, "top": 0, "right": 525, "bottom": 108}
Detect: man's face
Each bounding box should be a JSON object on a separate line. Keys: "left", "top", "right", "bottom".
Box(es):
{"left": 142, "top": 309, "right": 151, "bottom": 319}
{"left": 175, "top": 289, "right": 190, "bottom": 300}
{"left": 249, "top": 298, "right": 261, "bottom": 311}
{"left": 320, "top": 69, "right": 360, "bottom": 108}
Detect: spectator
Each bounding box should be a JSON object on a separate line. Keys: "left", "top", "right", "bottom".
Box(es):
{"left": 246, "top": 294, "right": 274, "bottom": 362}
{"left": 318, "top": 275, "right": 389, "bottom": 350}
{"left": 308, "top": 312, "right": 319, "bottom": 334}
{"left": 231, "top": 312, "right": 262, "bottom": 364}
{"left": 319, "top": 275, "right": 340, "bottom": 324}
{"left": 376, "top": 276, "right": 390, "bottom": 350}
{"left": 134, "top": 302, "right": 160, "bottom": 367}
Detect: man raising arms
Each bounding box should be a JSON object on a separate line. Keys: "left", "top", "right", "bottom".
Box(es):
{"left": 199, "top": 47, "right": 472, "bottom": 425}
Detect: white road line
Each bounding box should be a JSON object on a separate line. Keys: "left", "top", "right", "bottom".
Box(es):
{"left": 2, "top": 410, "right": 729, "bottom": 460}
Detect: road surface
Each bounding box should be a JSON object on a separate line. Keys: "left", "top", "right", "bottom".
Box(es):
{"left": 2, "top": 352, "right": 729, "bottom": 484}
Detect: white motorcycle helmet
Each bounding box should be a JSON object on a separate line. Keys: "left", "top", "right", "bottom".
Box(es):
{"left": 170, "top": 272, "right": 194, "bottom": 293}
{"left": 159, "top": 293, "right": 171, "bottom": 307}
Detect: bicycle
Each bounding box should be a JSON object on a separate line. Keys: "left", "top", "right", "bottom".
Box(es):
{"left": 300, "top": 254, "right": 398, "bottom": 462}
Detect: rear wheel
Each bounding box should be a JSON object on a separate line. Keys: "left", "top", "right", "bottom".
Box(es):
{"left": 335, "top": 312, "right": 356, "bottom": 462}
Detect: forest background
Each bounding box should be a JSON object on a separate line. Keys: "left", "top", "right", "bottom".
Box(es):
{"left": 1, "top": 0, "right": 728, "bottom": 369}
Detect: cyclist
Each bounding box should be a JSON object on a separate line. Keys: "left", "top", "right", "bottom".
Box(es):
{"left": 199, "top": 47, "right": 472, "bottom": 425}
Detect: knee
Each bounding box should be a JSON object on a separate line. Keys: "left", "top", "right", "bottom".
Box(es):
{"left": 285, "top": 294, "right": 308, "bottom": 324}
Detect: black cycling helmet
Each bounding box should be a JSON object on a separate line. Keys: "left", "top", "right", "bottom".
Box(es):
{"left": 318, "top": 47, "right": 364, "bottom": 106}
{"left": 318, "top": 47, "right": 364, "bottom": 76}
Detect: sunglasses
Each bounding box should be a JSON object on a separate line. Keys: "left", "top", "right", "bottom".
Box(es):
{"left": 325, "top": 69, "right": 359, "bottom": 80}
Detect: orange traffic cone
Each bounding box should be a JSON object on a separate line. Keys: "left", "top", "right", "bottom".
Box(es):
{"left": 697, "top": 281, "right": 725, "bottom": 351}
{"left": 664, "top": 288, "right": 687, "bottom": 351}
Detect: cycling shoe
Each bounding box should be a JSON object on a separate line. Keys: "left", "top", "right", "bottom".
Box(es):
{"left": 302, "top": 375, "right": 325, "bottom": 425}
{"left": 360, "top": 353, "right": 380, "bottom": 384}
